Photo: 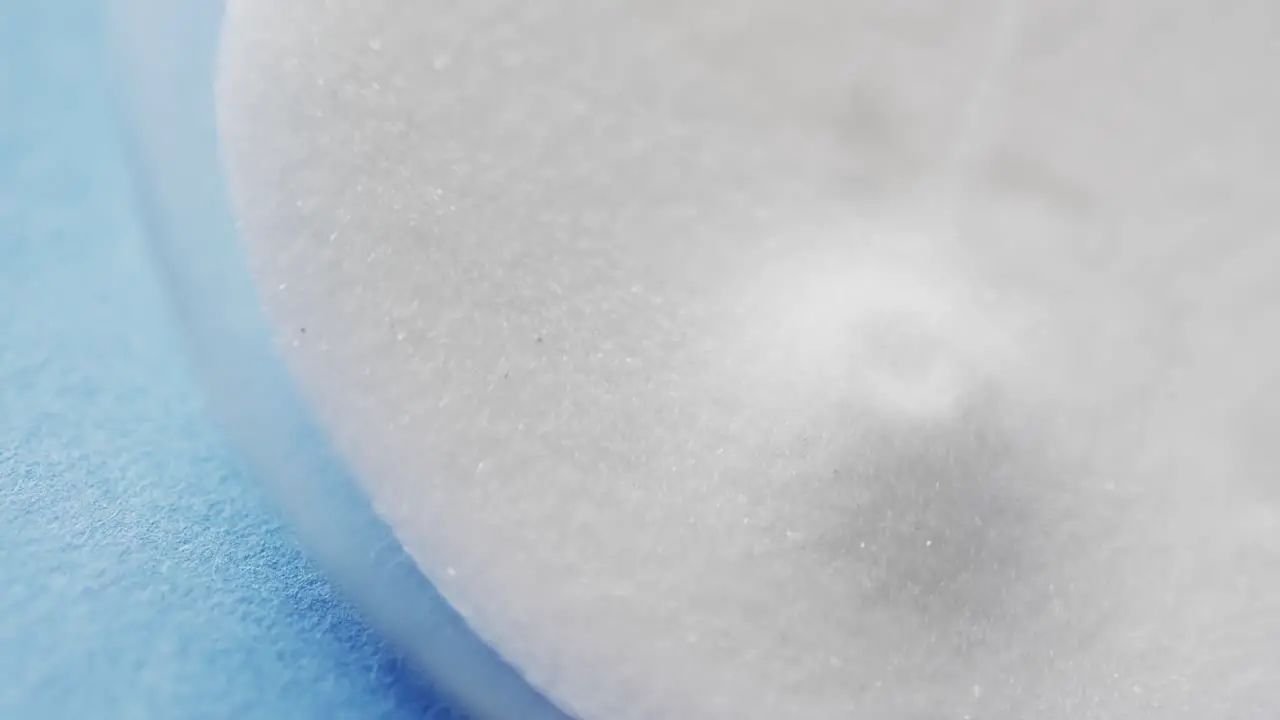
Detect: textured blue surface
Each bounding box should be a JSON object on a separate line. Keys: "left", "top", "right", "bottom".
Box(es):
{"left": 0, "top": 3, "right": 456, "bottom": 717}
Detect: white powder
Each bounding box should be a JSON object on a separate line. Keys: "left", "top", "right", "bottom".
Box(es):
{"left": 217, "top": 1, "right": 1280, "bottom": 717}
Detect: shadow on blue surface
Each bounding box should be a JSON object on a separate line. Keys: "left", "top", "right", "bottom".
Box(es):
{"left": 0, "top": 3, "right": 459, "bottom": 717}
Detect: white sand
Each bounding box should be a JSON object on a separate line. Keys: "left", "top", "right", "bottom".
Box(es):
{"left": 217, "top": 1, "right": 1280, "bottom": 717}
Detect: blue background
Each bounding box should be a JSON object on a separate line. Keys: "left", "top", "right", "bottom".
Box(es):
{"left": 0, "top": 3, "right": 458, "bottom": 717}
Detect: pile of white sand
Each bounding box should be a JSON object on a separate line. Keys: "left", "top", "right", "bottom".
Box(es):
{"left": 217, "top": 1, "right": 1280, "bottom": 717}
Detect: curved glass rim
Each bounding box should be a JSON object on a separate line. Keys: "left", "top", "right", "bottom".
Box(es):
{"left": 104, "top": 1, "right": 569, "bottom": 717}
